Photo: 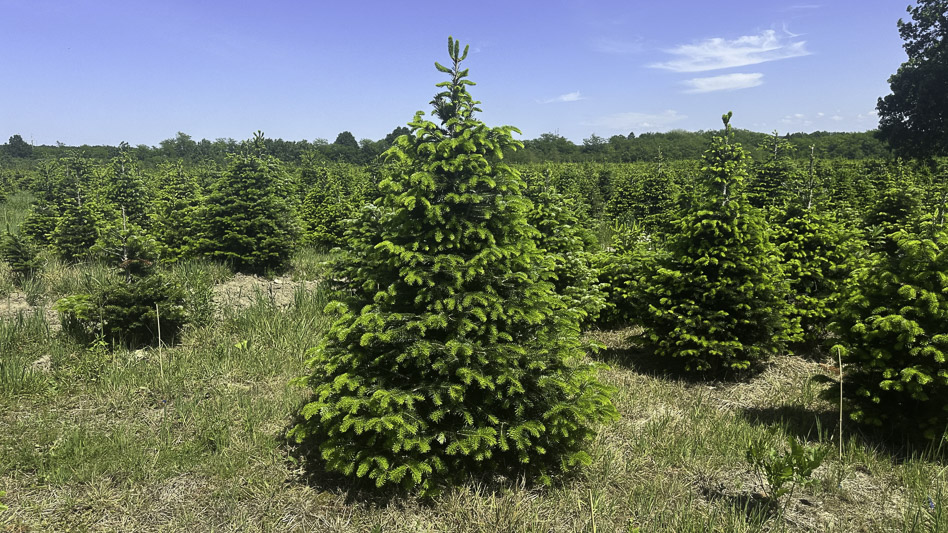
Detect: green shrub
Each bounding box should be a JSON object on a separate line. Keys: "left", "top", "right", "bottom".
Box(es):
{"left": 290, "top": 38, "right": 617, "bottom": 494}
{"left": 55, "top": 273, "right": 187, "bottom": 348}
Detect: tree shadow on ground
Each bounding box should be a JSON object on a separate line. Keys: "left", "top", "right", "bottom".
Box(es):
{"left": 739, "top": 403, "right": 948, "bottom": 463}
{"left": 699, "top": 482, "right": 776, "bottom": 528}
{"left": 590, "top": 329, "right": 768, "bottom": 384}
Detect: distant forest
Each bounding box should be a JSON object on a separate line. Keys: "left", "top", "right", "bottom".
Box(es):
{"left": 0, "top": 128, "right": 887, "bottom": 167}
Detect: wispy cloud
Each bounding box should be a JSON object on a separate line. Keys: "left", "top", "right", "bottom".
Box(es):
{"left": 538, "top": 91, "right": 585, "bottom": 104}
{"left": 594, "top": 37, "right": 644, "bottom": 55}
{"left": 682, "top": 72, "right": 764, "bottom": 93}
{"left": 784, "top": 4, "right": 821, "bottom": 10}
{"left": 780, "top": 113, "right": 813, "bottom": 127}
{"left": 586, "top": 110, "right": 686, "bottom": 131}
{"left": 650, "top": 29, "right": 809, "bottom": 72}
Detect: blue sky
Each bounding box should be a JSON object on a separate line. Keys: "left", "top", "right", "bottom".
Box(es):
{"left": 1, "top": 1, "right": 910, "bottom": 146}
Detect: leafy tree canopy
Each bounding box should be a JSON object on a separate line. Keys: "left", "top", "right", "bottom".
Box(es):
{"left": 877, "top": 0, "right": 948, "bottom": 158}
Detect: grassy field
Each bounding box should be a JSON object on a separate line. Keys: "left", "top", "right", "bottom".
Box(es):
{"left": 0, "top": 205, "right": 946, "bottom": 531}
{"left": 1, "top": 254, "right": 946, "bottom": 532}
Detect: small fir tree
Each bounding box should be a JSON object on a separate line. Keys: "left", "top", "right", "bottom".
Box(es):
{"left": 639, "top": 113, "right": 797, "bottom": 373}
{"left": 748, "top": 131, "right": 798, "bottom": 210}
{"left": 773, "top": 205, "right": 862, "bottom": 350}
{"left": 0, "top": 230, "right": 42, "bottom": 279}
{"left": 100, "top": 152, "right": 152, "bottom": 229}
{"left": 290, "top": 38, "right": 617, "bottom": 493}
{"left": 772, "top": 148, "right": 864, "bottom": 349}
{"left": 299, "top": 164, "right": 360, "bottom": 250}
{"left": 633, "top": 150, "right": 678, "bottom": 235}
{"left": 51, "top": 191, "right": 99, "bottom": 263}
{"left": 593, "top": 222, "right": 661, "bottom": 328}
{"left": 56, "top": 210, "right": 187, "bottom": 348}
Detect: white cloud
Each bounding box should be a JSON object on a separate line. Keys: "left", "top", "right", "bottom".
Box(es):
{"left": 831, "top": 115, "right": 844, "bottom": 121}
{"left": 586, "top": 110, "right": 686, "bottom": 131}
{"left": 650, "top": 29, "right": 809, "bottom": 72}
{"left": 780, "top": 113, "right": 817, "bottom": 127}
{"left": 538, "top": 91, "right": 585, "bottom": 104}
{"left": 682, "top": 72, "right": 763, "bottom": 93}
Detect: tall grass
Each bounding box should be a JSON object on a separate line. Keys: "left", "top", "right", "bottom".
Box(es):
{"left": 0, "top": 191, "right": 35, "bottom": 234}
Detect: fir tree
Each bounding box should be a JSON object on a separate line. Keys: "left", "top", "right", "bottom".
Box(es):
{"left": 772, "top": 148, "right": 863, "bottom": 349}
{"left": 57, "top": 210, "right": 187, "bottom": 348}
{"left": 0, "top": 230, "right": 42, "bottom": 279}
{"left": 773, "top": 205, "right": 861, "bottom": 350}
{"left": 299, "top": 164, "right": 359, "bottom": 250}
{"left": 525, "top": 175, "right": 605, "bottom": 326}
{"left": 151, "top": 161, "right": 203, "bottom": 262}
{"left": 290, "top": 38, "right": 617, "bottom": 493}
{"left": 748, "top": 131, "right": 797, "bottom": 210}
{"left": 831, "top": 215, "right": 948, "bottom": 438}
{"left": 100, "top": 152, "right": 152, "bottom": 229}
{"left": 195, "top": 133, "right": 299, "bottom": 274}
{"left": 51, "top": 190, "right": 99, "bottom": 263}
{"left": 639, "top": 113, "right": 797, "bottom": 373}
{"left": 633, "top": 150, "right": 678, "bottom": 235}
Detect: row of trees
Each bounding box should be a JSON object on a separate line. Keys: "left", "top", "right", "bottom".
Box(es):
{"left": 2, "top": 128, "right": 890, "bottom": 167}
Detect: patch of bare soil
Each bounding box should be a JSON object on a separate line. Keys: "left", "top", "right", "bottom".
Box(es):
{"left": 212, "top": 274, "right": 318, "bottom": 315}
{"left": 0, "top": 291, "right": 60, "bottom": 330}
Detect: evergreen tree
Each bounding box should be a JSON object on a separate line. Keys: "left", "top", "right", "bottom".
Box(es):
{"left": 525, "top": 176, "right": 605, "bottom": 325}
{"left": 290, "top": 38, "right": 617, "bottom": 493}
{"left": 773, "top": 205, "right": 861, "bottom": 350}
{"left": 195, "top": 132, "right": 299, "bottom": 274}
{"left": 831, "top": 216, "right": 948, "bottom": 438}
{"left": 57, "top": 208, "right": 188, "bottom": 348}
{"left": 51, "top": 190, "right": 99, "bottom": 263}
{"left": 639, "top": 113, "right": 797, "bottom": 373}
{"left": 0, "top": 230, "right": 42, "bottom": 279}
{"left": 298, "top": 163, "right": 366, "bottom": 250}
{"left": 151, "top": 161, "right": 203, "bottom": 262}
{"left": 100, "top": 152, "right": 152, "bottom": 229}
{"left": 772, "top": 148, "right": 864, "bottom": 349}
{"left": 633, "top": 151, "right": 678, "bottom": 235}
{"left": 748, "top": 131, "right": 797, "bottom": 210}
{"left": 593, "top": 222, "right": 661, "bottom": 327}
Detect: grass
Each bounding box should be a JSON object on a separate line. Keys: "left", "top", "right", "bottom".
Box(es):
{"left": 1, "top": 251, "right": 948, "bottom": 531}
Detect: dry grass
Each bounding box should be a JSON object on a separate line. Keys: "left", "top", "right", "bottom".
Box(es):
{"left": 2, "top": 263, "right": 948, "bottom": 532}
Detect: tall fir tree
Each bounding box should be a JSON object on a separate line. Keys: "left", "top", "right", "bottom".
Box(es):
{"left": 290, "top": 38, "right": 617, "bottom": 493}
{"left": 195, "top": 132, "right": 299, "bottom": 274}
{"left": 639, "top": 113, "right": 797, "bottom": 373}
